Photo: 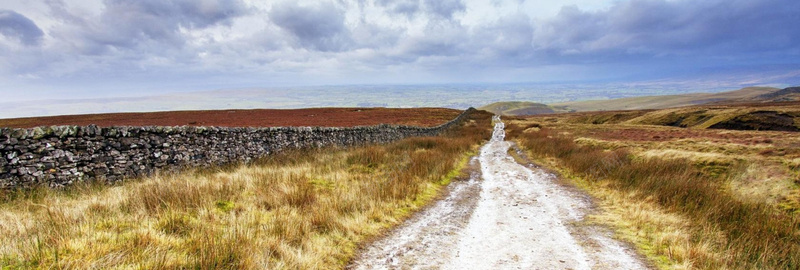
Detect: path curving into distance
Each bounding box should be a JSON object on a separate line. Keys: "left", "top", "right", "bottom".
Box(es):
{"left": 349, "top": 116, "right": 648, "bottom": 269}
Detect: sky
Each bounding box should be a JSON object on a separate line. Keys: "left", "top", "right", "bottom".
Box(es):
{"left": 1, "top": 0, "right": 799, "bottom": 102}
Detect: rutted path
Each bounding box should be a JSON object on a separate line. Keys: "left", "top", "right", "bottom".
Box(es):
{"left": 350, "top": 117, "right": 648, "bottom": 269}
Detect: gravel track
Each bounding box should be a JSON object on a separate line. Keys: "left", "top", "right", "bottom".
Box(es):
{"left": 350, "top": 117, "right": 648, "bottom": 269}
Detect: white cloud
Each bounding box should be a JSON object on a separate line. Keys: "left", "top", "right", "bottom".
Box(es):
{"left": 0, "top": 0, "right": 797, "bottom": 102}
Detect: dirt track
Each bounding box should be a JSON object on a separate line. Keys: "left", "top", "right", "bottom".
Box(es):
{"left": 350, "top": 117, "right": 648, "bottom": 269}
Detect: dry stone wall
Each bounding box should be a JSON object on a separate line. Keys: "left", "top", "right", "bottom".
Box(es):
{"left": 1, "top": 108, "right": 475, "bottom": 189}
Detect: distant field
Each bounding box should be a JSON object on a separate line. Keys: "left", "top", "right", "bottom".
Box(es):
{"left": 0, "top": 108, "right": 462, "bottom": 128}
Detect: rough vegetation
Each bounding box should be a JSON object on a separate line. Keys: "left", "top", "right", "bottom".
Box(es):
{"left": 0, "top": 111, "right": 493, "bottom": 269}
{"left": 559, "top": 102, "right": 800, "bottom": 132}
{"left": 505, "top": 103, "right": 800, "bottom": 269}
{"left": 708, "top": 110, "right": 800, "bottom": 131}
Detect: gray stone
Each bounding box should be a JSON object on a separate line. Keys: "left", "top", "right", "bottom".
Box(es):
{"left": 31, "top": 127, "right": 48, "bottom": 139}
{"left": 85, "top": 125, "right": 100, "bottom": 136}
{"left": 105, "top": 128, "right": 118, "bottom": 137}
{"left": 53, "top": 126, "right": 78, "bottom": 138}
{"left": 10, "top": 129, "right": 27, "bottom": 140}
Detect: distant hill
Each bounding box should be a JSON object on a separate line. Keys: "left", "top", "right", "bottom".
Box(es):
{"left": 558, "top": 101, "right": 800, "bottom": 132}
{"left": 479, "top": 102, "right": 563, "bottom": 116}
{"left": 551, "top": 87, "right": 780, "bottom": 112}
{"left": 753, "top": 87, "right": 800, "bottom": 102}
{"left": 479, "top": 86, "right": 791, "bottom": 116}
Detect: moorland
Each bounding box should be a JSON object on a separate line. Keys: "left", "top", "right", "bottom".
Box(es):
{"left": 504, "top": 100, "right": 800, "bottom": 269}
{"left": 0, "top": 108, "right": 461, "bottom": 129}
{"left": 2, "top": 85, "right": 800, "bottom": 269}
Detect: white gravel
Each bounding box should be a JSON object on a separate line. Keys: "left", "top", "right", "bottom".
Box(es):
{"left": 349, "top": 117, "right": 648, "bottom": 270}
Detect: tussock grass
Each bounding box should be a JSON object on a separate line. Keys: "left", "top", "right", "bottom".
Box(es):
{"left": 0, "top": 112, "right": 492, "bottom": 269}
{"left": 507, "top": 123, "right": 800, "bottom": 269}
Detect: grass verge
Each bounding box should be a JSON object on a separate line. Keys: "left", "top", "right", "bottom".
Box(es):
{"left": 506, "top": 121, "right": 800, "bottom": 269}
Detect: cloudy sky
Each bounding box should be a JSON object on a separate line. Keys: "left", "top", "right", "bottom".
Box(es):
{"left": 1, "top": 0, "right": 799, "bottom": 102}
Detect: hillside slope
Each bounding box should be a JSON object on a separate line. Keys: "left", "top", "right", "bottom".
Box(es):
{"left": 753, "top": 87, "right": 800, "bottom": 102}
{"left": 479, "top": 101, "right": 562, "bottom": 116}
{"left": 557, "top": 101, "right": 800, "bottom": 131}
{"left": 551, "top": 87, "right": 779, "bottom": 112}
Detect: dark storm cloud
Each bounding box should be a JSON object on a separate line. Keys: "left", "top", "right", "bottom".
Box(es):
{"left": 536, "top": 0, "right": 800, "bottom": 60}
{"left": 269, "top": 1, "right": 351, "bottom": 52}
{"left": 0, "top": 10, "right": 44, "bottom": 46}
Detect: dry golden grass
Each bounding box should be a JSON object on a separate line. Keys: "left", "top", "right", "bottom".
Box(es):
{"left": 585, "top": 184, "right": 728, "bottom": 269}
{"left": 0, "top": 112, "right": 493, "bottom": 269}
{"left": 506, "top": 112, "right": 800, "bottom": 269}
